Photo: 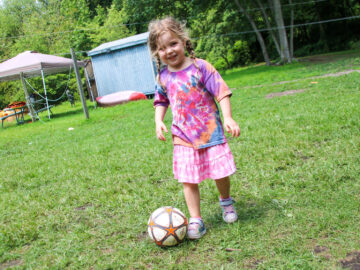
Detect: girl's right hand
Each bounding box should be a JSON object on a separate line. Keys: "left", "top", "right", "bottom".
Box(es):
{"left": 156, "top": 121, "right": 168, "bottom": 141}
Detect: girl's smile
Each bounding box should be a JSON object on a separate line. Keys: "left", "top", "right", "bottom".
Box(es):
{"left": 157, "top": 31, "right": 191, "bottom": 71}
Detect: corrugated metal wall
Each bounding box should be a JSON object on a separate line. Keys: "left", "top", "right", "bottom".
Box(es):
{"left": 91, "top": 44, "right": 155, "bottom": 97}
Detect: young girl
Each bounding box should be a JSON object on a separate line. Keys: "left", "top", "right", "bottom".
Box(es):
{"left": 148, "top": 17, "right": 240, "bottom": 240}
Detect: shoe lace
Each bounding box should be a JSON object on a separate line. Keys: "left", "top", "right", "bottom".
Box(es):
{"left": 188, "top": 222, "right": 201, "bottom": 231}
{"left": 222, "top": 204, "right": 235, "bottom": 214}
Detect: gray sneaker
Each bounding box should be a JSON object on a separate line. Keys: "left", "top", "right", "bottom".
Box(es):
{"left": 220, "top": 197, "right": 238, "bottom": 223}
{"left": 187, "top": 218, "right": 206, "bottom": 240}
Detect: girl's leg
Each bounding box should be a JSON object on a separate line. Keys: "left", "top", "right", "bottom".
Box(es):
{"left": 215, "top": 176, "right": 230, "bottom": 199}
{"left": 183, "top": 183, "right": 201, "bottom": 218}
{"left": 183, "top": 183, "right": 206, "bottom": 239}
{"left": 215, "top": 176, "right": 238, "bottom": 223}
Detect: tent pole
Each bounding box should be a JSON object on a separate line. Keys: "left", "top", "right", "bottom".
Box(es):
{"left": 41, "top": 68, "right": 51, "bottom": 119}
{"left": 84, "top": 67, "right": 96, "bottom": 108}
{"left": 20, "top": 72, "right": 36, "bottom": 122}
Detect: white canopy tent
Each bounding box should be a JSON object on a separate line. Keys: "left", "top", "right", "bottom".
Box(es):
{"left": 0, "top": 51, "right": 85, "bottom": 120}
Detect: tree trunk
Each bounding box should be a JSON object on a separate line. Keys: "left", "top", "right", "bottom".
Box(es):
{"left": 289, "top": 0, "right": 294, "bottom": 58}
{"left": 272, "top": 0, "right": 291, "bottom": 63}
{"left": 314, "top": 7, "right": 330, "bottom": 52}
{"left": 255, "top": 0, "right": 281, "bottom": 57}
{"left": 234, "top": 0, "right": 271, "bottom": 65}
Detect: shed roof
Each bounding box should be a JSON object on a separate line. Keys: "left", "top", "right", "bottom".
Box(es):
{"left": 88, "top": 32, "right": 149, "bottom": 57}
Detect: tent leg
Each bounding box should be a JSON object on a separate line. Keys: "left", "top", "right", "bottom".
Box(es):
{"left": 41, "top": 68, "right": 51, "bottom": 120}
{"left": 20, "top": 72, "right": 36, "bottom": 122}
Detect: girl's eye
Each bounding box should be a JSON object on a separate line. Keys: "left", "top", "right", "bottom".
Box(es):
{"left": 170, "top": 42, "right": 178, "bottom": 46}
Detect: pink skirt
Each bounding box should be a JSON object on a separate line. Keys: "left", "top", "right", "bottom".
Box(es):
{"left": 173, "top": 143, "right": 236, "bottom": 183}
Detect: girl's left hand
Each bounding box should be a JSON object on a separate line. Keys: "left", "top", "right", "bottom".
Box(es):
{"left": 223, "top": 117, "right": 241, "bottom": 137}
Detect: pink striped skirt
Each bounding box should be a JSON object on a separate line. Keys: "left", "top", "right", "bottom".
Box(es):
{"left": 173, "top": 143, "right": 236, "bottom": 183}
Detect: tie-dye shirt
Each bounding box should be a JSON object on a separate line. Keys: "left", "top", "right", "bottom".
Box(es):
{"left": 153, "top": 58, "right": 232, "bottom": 149}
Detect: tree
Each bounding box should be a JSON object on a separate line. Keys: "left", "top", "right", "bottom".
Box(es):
{"left": 121, "top": 0, "right": 191, "bottom": 33}
{"left": 234, "top": 0, "right": 271, "bottom": 65}
{"left": 256, "top": 0, "right": 281, "bottom": 57}
{"left": 191, "top": 4, "right": 251, "bottom": 69}
{"left": 86, "top": 4, "right": 133, "bottom": 46}
{"left": 270, "top": 0, "right": 291, "bottom": 63}
{"left": 84, "top": 0, "right": 113, "bottom": 18}
{"left": 288, "top": 0, "right": 294, "bottom": 58}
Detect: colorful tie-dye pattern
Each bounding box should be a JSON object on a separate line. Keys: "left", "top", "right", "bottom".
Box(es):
{"left": 154, "top": 59, "right": 232, "bottom": 149}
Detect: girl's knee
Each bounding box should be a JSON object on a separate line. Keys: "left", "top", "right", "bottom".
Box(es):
{"left": 215, "top": 176, "right": 230, "bottom": 183}
{"left": 183, "top": 183, "right": 199, "bottom": 190}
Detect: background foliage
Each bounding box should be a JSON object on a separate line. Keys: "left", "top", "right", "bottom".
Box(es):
{"left": 0, "top": 0, "right": 359, "bottom": 108}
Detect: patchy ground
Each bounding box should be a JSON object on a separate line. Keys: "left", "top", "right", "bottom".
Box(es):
{"left": 339, "top": 251, "right": 360, "bottom": 270}
{"left": 0, "top": 259, "right": 23, "bottom": 270}
{"left": 265, "top": 89, "right": 306, "bottom": 99}
{"left": 247, "top": 69, "right": 360, "bottom": 91}
{"left": 264, "top": 69, "right": 360, "bottom": 98}
{"left": 299, "top": 52, "right": 360, "bottom": 64}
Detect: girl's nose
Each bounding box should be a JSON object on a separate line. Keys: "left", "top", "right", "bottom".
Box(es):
{"left": 165, "top": 47, "right": 172, "bottom": 54}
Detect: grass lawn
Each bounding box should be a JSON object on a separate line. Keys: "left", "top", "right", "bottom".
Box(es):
{"left": 0, "top": 50, "right": 360, "bottom": 269}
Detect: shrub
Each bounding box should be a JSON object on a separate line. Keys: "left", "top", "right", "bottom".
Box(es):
{"left": 228, "top": 40, "right": 251, "bottom": 67}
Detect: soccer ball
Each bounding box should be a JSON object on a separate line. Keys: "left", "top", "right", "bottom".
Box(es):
{"left": 148, "top": 206, "right": 188, "bottom": 247}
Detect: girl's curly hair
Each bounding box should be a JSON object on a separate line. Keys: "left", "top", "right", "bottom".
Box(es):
{"left": 148, "top": 16, "right": 197, "bottom": 90}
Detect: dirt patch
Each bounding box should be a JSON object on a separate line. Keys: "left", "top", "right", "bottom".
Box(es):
{"left": 101, "top": 248, "right": 114, "bottom": 255}
{"left": 295, "top": 151, "right": 313, "bottom": 161}
{"left": 137, "top": 231, "right": 148, "bottom": 241}
{"left": 340, "top": 251, "right": 360, "bottom": 269}
{"left": 75, "top": 203, "right": 93, "bottom": 211}
{"left": 314, "top": 245, "right": 329, "bottom": 254}
{"left": 265, "top": 89, "right": 306, "bottom": 99}
{"left": 0, "top": 259, "right": 23, "bottom": 270}
{"left": 313, "top": 245, "right": 332, "bottom": 260}
{"left": 244, "top": 257, "right": 264, "bottom": 269}
{"left": 175, "top": 246, "right": 216, "bottom": 264}
{"left": 313, "top": 70, "right": 360, "bottom": 78}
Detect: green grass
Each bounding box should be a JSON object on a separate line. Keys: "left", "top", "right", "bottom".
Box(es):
{"left": 1, "top": 51, "right": 360, "bottom": 269}
{"left": 224, "top": 48, "right": 360, "bottom": 89}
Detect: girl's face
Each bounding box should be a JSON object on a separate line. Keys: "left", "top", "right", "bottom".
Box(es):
{"left": 157, "top": 31, "right": 187, "bottom": 71}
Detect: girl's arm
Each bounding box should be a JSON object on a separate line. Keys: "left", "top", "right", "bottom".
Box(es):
{"left": 219, "top": 96, "right": 240, "bottom": 137}
{"left": 155, "top": 106, "right": 168, "bottom": 141}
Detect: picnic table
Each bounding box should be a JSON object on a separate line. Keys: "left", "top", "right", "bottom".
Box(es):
{"left": 1, "top": 105, "right": 26, "bottom": 128}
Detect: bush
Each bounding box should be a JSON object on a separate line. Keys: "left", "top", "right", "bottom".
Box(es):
{"left": 228, "top": 40, "right": 251, "bottom": 67}
{"left": 213, "top": 58, "right": 228, "bottom": 71}
{"left": 202, "top": 40, "right": 251, "bottom": 71}
{"left": 349, "top": 39, "right": 360, "bottom": 50}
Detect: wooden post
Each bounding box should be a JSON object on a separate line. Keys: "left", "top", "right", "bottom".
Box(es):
{"left": 84, "top": 67, "right": 96, "bottom": 108}
{"left": 20, "top": 72, "right": 36, "bottom": 122}
{"left": 70, "top": 48, "right": 89, "bottom": 119}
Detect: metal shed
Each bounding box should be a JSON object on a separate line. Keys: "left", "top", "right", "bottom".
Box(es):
{"left": 88, "top": 32, "right": 156, "bottom": 97}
